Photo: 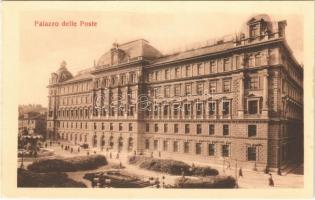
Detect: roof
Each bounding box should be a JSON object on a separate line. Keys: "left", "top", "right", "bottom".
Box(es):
{"left": 97, "top": 39, "right": 163, "bottom": 66}
{"left": 63, "top": 71, "right": 93, "bottom": 84}
{"left": 150, "top": 41, "right": 235, "bottom": 66}
{"left": 19, "top": 112, "right": 46, "bottom": 120}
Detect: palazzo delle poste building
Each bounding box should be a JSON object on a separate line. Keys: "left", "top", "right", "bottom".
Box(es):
{"left": 47, "top": 14, "right": 303, "bottom": 172}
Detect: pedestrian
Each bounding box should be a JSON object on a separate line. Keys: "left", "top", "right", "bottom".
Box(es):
{"left": 78, "top": 147, "right": 80, "bottom": 153}
{"left": 94, "top": 150, "right": 96, "bottom": 154}
{"left": 91, "top": 179, "right": 96, "bottom": 188}
{"left": 45, "top": 143, "right": 47, "bottom": 148}
{"left": 268, "top": 173, "right": 274, "bottom": 187}
{"left": 70, "top": 148, "right": 73, "bottom": 153}
{"left": 181, "top": 168, "right": 185, "bottom": 178}
{"left": 87, "top": 151, "right": 90, "bottom": 156}
{"left": 134, "top": 150, "right": 136, "bottom": 156}
{"left": 239, "top": 167, "right": 243, "bottom": 177}
{"left": 61, "top": 144, "right": 63, "bottom": 149}
{"left": 119, "top": 161, "right": 122, "bottom": 169}
{"left": 50, "top": 141, "right": 52, "bottom": 146}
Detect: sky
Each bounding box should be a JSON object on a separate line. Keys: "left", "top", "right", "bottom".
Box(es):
{"left": 18, "top": 3, "right": 304, "bottom": 107}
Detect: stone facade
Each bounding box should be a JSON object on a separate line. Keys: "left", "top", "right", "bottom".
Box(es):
{"left": 47, "top": 14, "right": 303, "bottom": 172}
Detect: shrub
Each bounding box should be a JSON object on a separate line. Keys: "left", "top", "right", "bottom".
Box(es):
{"left": 174, "top": 176, "right": 236, "bottom": 188}
{"left": 190, "top": 166, "right": 219, "bottom": 176}
{"left": 27, "top": 155, "right": 107, "bottom": 172}
{"left": 17, "top": 168, "right": 86, "bottom": 188}
{"left": 128, "top": 156, "right": 190, "bottom": 175}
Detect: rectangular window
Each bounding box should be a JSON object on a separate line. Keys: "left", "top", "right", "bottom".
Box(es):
{"left": 209, "top": 124, "right": 215, "bottom": 135}
{"left": 165, "top": 69, "right": 170, "bottom": 80}
{"left": 196, "top": 143, "right": 202, "bottom": 154}
{"left": 129, "top": 123, "right": 133, "bottom": 131}
{"left": 223, "top": 124, "right": 229, "bottom": 136}
{"left": 163, "top": 140, "right": 168, "bottom": 151}
{"left": 209, "top": 81, "right": 217, "bottom": 93}
{"left": 173, "top": 104, "right": 180, "bottom": 117}
{"left": 145, "top": 139, "right": 150, "bottom": 149}
{"left": 164, "top": 86, "right": 170, "bottom": 98}
{"left": 154, "top": 87, "right": 161, "bottom": 98}
{"left": 119, "top": 123, "right": 123, "bottom": 131}
{"left": 247, "top": 147, "right": 256, "bottom": 161}
{"left": 221, "top": 144, "right": 230, "bottom": 157}
{"left": 196, "top": 103, "right": 203, "bottom": 116}
{"left": 184, "top": 142, "right": 190, "bottom": 153}
{"left": 248, "top": 125, "right": 257, "bottom": 137}
{"left": 185, "top": 65, "right": 191, "bottom": 77}
{"left": 197, "top": 82, "right": 204, "bottom": 95}
{"left": 173, "top": 141, "right": 179, "bottom": 152}
{"left": 197, "top": 124, "right": 202, "bottom": 134}
{"left": 184, "top": 104, "right": 191, "bottom": 116}
{"left": 154, "top": 105, "right": 159, "bottom": 117}
{"left": 163, "top": 105, "right": 169, "bottom": 117}
{"left": 154, "top": 124, "right": 159, "bottom": 132}
{"left": 222, "top": 101, "right": 230, "bottom": 115}
{"left": 174, "top": 124, "right": 179, "bottom": 133}
{"left": 197, "top": 64, "right": 203, "bottom": 75}
{"left": 185, "top": 84, "right": 191, "bottom": 96}
{"left": 154, "top": 140, "right": 158, "bottom": 150}
{"left": 94, "top": 123, "right": 97, "bottom": 130}
{"left": 101, "top": 123, "right": 104, "bottom": 130}
{"left": 249, "top": 77, "right": 259, "bottom": 89}
{"left": 208, "top": 102, "right": 216, "bottom": 116}
{"left": 223, "top": 79, "right": 231, "bottom": 92}
{"left": 175, "top": 67, "right": 180, "bottom": 78}
{"left": 110, "top": 123, "right": 113, "bottom": 131}
{"left": 208, "top": 144, "right": 215, "bottom": 156}
{"left": 185, "top": 124, "right": 190, "bottom": 134}
{"left": 235, "top": 56, "right": 241, "bottom": 69}
{"left": 210, "top": 60, "right": 216, "bottom": 73}
{"left": 223, "top": 58, "right": 231, "bottom": 71}
{"left": 174, "top": 85, "right": 181, "bottom": 97}
{"left": 255, "top": 54, "right": 261, "bottom": 66}
{"left": 164, "top": 124, "right": 168, "bottom": 133}
{"left": 248, "top": 100, "right": 258, "bottom": 114}
{"left": 146, "top": 123, "right": 149, "bottom": 132}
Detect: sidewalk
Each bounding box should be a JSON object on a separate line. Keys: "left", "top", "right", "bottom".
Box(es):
{"left": 49, "top": 142, "right": 304, "bottom": 188}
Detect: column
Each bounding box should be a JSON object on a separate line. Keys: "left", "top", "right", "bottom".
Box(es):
{"left": 238, "top": 73, "right": 245, "bottom": 117}
{"left": 262, "top": 69, "right": 269, "bottom": 117}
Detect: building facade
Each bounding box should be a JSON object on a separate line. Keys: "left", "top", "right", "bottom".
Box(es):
{"left": 19, "top": 112, "right": 47, "bottom": 137}
{"left": 47, "top": 14, "right": 303, "bottom": 172}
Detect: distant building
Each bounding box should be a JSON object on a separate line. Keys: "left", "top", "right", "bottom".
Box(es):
{"left": 19, "top": 104, "right": 47, "bottom": 116}
{"left": 18, "top": 112, "right": 47, "bottom": 138}
{"left": 47, "top": 14, "right": 303, "bottom": 172}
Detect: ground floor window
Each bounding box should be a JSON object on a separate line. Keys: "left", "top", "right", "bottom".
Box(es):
{"left": 145, "top": 139, "right": 150, "bottom": 150}
{"left": 163, "top": 140, "right": 168, "bottom": 151}
{"left": 221, "top": 144, "right": 230, "bottom": 157}
{"left": 196, "top": 143, "right": 202, "bottom": 155}
{"left": 184, "top": 142, "right": 190, "bottom": 153}
{"left": 208, "top": 144, "right": 215, "bottom": 156}
{"left": 154, "top": 140, "right": 158, "bottom": 150}
{"left": 173, "top": 141, "right": 179, "bottom": 152}
{"left": 247, "top": 146, "right": 256, "bottom": 161}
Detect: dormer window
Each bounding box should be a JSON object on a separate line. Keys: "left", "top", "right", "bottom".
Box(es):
{"left": 250, "top": 24, "right": 259, "bottom": 38}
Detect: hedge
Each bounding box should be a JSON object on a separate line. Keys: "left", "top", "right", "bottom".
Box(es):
{"left": 17, "top": 168, "right": 86, "bottom": 188}
{"left": 189, "top": 166, "right": 219, "bottom": 176}
{"left": 128, "top": 156, "right": 219, "bottom": 176}
{"left": 128, "top": 156, "right": 190, "bottom": 175}
{"left": 27, "top": 155, "right": 107, "bottom": 172}
{"left": 174, "top": 176, "right": 236, "bottom": 188}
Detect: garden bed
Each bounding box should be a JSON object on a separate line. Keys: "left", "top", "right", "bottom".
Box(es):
{"left": 128, "top": 156, "right": 219, "bottom": 176}
{"left": 27, "top": 154, "right": 107, "bottom": 172}
{"left": 83, "top": 170, "right": 154, "bottom": 188}
{"left": 174, "top": 176, "right": 236, "bottom": 188}
{"left": 17, "top": 168, "right": 86, "bottom": 188}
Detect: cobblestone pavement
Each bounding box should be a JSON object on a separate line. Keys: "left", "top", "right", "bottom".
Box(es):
{"left": 22, "top": 142, "right": 304, "bottom": 188}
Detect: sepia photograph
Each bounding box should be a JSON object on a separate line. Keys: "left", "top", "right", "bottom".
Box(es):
{"left": 1, "top": 1, "right": 314, "bottom": 198}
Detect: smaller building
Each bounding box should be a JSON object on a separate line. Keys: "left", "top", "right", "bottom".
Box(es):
{"left": 18, "top": 112, "right": 47, "bottom": 138}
